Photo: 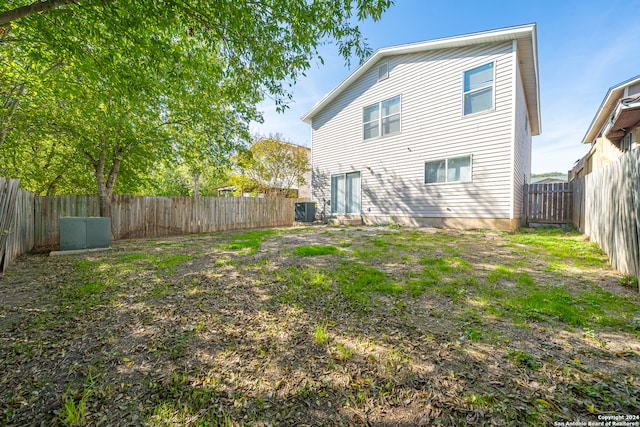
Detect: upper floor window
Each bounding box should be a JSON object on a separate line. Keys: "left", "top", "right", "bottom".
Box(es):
{"left": 363, "top": 95, "right": 401, "bottom": 140}
{"left": 463, "top": 62, "right": 495, "bottom": 116}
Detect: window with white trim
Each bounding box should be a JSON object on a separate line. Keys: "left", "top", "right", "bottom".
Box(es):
{"left": 463, "top": 62, "right": 495, "bottom": 115}
{"left": 425, "top": 155, "right": 472, "bottom": 184}
{"left": 363, "top": 95, "right": 401, "bottom": 140}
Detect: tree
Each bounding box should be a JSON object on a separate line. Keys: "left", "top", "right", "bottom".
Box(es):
{"left": 0, "top": 0, "right": 393, "bottom": 214}
{"left": 2, "top": 5, "right": 259, "bottom": 213}
{"left": 232, "top": 135, "right": 310, "bottom": 197}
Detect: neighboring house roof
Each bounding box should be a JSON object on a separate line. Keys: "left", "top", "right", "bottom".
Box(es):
{"left": 582, "top": 74, "right": 640, "bottom": 144}
{"left": 301, "top": 24, "right": 541, "bottom": 135}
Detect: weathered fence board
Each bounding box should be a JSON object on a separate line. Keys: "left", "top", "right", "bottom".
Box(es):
{"left": 35, "top": 195, "right": 299, "bottom": 247}
{"left": 5, "top": 188, "right": 35, "bottom": 271}
{"left": 523, "top": 182, "right": 573, "bottom": 225}
{"left": 571, "top": 177, "right": 585, "bottom": 232}
{"left": 0, "top": 178, "right": 35, "bottom": 273}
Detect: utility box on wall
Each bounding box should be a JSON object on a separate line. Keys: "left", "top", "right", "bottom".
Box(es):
{"left": 59, "top": 217, "right": 111, "bottom": 251}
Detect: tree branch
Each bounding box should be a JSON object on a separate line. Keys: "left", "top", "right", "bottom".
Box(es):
{"left": 0, "top": 0, "right": 84, "bottom": 27}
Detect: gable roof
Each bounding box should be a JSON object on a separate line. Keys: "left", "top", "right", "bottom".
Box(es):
{"left": 302, "top": 24, "right": 540, "bottom": 135}
{"left": 581, "top": 74, "right": 640, "bottom": 144}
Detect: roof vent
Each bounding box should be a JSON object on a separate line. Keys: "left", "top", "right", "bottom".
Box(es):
{"left": 627, "top": 82, "right": 640, "bottom": 97}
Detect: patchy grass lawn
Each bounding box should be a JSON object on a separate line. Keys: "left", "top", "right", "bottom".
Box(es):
{"left": 0, "top": 226, "right": 639, "bottom": 426}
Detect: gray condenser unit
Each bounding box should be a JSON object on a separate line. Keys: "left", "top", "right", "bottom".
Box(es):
{"left": 59, "top": 217, "right": 111, "bottom": 251}
{"left": 294, "top": 202, "right": 316, "bottom": 222}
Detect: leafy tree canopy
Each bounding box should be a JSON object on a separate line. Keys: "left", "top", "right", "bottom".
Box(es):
{"left": 1, "top": 0, "right": 393, "bottom": 110}
{"left": 0, "top": 0, "right": 393, "bottom": 214}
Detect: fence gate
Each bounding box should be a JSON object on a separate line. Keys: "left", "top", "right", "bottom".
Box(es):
{"left": 523, "top": 182, "right": 573, "bottom": 226}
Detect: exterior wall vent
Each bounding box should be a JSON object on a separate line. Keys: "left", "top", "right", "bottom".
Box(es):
{"left": 378, "top": 63, "right": 389, "bottom": 82}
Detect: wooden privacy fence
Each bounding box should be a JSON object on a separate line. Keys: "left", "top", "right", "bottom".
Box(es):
{"left": 523, "top": 182, "right": 573, "bottom": 225}
{"left": 0, "top": 178, "right": 302, "bottom": 272}
{"left": 35, "top": 194, "right": 299, "bottom": 247}
{"left": 572, "top": 149, "right": 640, "bottom": 279}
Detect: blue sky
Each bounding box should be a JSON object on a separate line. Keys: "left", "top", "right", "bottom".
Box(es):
{"left": 250, "top": 0, "right": 640, "bottom": 174}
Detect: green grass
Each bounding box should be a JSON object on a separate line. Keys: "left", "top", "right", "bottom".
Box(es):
{"left": 500, "top": 284, "right": 639, "bottom": 331}
{"left": 520, "top": 287, "right": 581, "bottom": 325}
{"left": 420, "top": 256, "right": 471, "bottom": 274}
{"left": 223, "top": 229, "right": 276, "bottom": 254}
{"left": 508, "top": 228, "right": 608, "bottom": 265}
{"left": 352, "top": 247, "right": 387, "bottom": 261}
{"left": 313, "top": 323, "right": 330, "bottom": 345}
{"left": 333, "top": 262, "right": 398, "bottom": 306}
{"left": 155, "top": 254, "right": 191, "bottom": 268}
{"left": 464, "top": 327, "right": 483, "bottom": 342}
{"left": 487, "top": 265, "right": 516, "bottom": 283}
{"left": 115, "top": 252, "right": 191, "bottom": 269}
{"left": 118, "top": 253, "right": 149, "bottom": 263}
{"left": 507, "top": 349, "right": 542, "bottom": 371}
{"left": 464, "top": 392, "right": 498, "bottom": 408}
{"left": 335, "top": 342, "right": 353, "bottom": 361}
{"left": 292, "top": 245, "right": 340, "bottom": 257}
{"left": 59, "top": 371, "right": 96, "bottom": 426}
{"left": 620, "top": 274, "right": 639, "bottom": 289}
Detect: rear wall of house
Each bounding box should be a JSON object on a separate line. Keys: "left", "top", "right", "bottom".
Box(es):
{"left": 311, "top": 41, "right": 520, "bottom": 228}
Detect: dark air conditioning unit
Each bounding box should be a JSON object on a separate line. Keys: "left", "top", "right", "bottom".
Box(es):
{"left": 59, "top": 217, "right": 111, "bottom": 251}
{"left": 294, "top": 202, "right": 316, "bottom": 222}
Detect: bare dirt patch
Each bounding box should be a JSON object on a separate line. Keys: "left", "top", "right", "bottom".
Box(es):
{"left": 1, "top": 226, "right": 638, "bottom": 426}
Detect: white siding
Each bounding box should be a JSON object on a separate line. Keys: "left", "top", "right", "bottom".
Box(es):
{"left": 512, "top": 44, "right": 533, "bottom": 222}
{"left": 311, "top": 42, "right": 517, "bottom": 220}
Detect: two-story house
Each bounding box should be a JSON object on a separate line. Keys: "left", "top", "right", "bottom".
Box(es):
{"left": 302, "top": 24, "right": 541, "bottom": 231}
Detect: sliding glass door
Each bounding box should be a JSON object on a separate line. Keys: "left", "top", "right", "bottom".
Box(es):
{"left": 331, "top": 171, "right": 361, "bottom": 214}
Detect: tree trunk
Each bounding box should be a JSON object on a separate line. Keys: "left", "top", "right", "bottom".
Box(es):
{"left": 94, "top": 153, "right": 121, "bottom": 217}
{"left": 95, "top": 156, "right": 111, "bottom": 217}
{"left": 193, "top": 172, "right": 200, "bottom": 197}
{"left": 0, "top": 125, "right": 8, "bottom": 156}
